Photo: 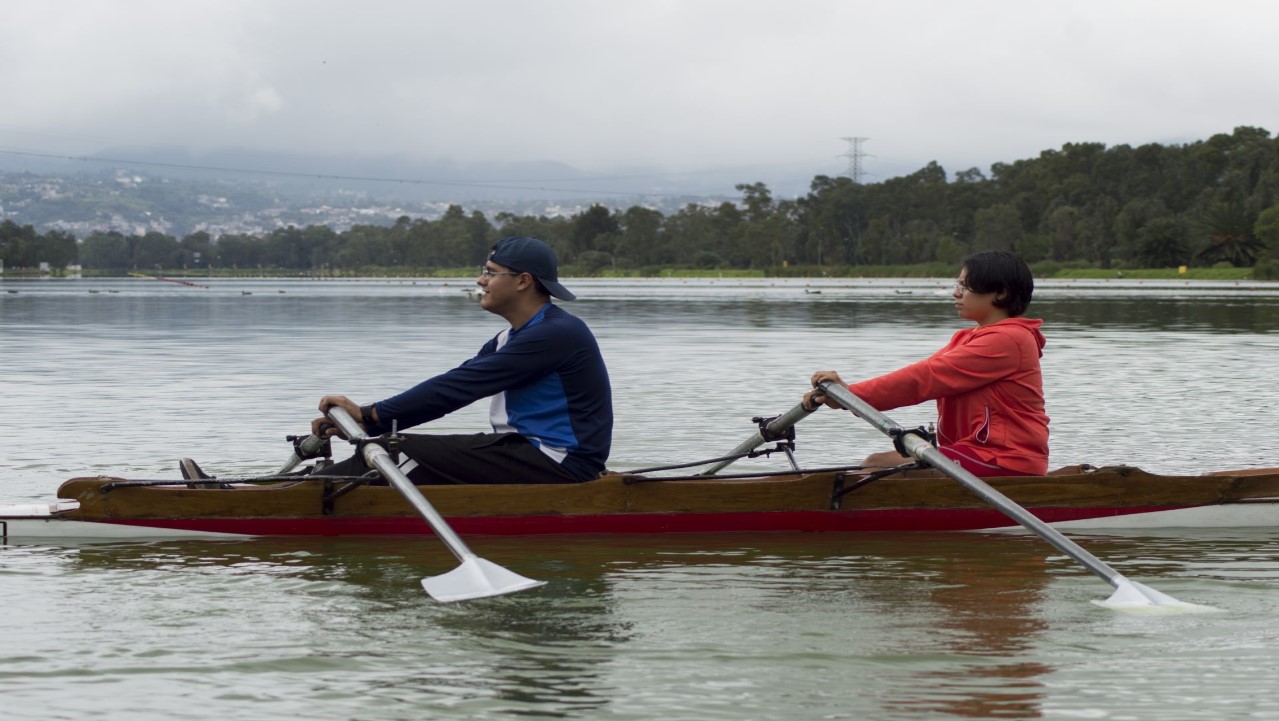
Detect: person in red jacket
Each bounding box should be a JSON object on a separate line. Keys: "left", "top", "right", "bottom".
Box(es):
{"left": 804, "top": 250, "right": 1049, "bottom": 476}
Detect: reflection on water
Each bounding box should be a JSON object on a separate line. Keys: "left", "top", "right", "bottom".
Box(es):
{"left": 10, "top": 529, "right": 1273, "bottom": 719}
{"left": 5, "top": 522, "right": 1279, "bottom": 719}
{"left": 6, "top": 276, "right": 1279, "bottom": 335}
{"left": 1036, "top": 295, "right": 1279, "bottom": 334}
{"left": 6, "top": 531, "right": 1070, "bottom": 718}
{"left": 4, "top": 277, "right": 1279, "bottom": 720}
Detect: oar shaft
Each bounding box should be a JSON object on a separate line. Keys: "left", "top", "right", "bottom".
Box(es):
{"left": 327, "top": 407, "right": 475, "bottom": 564}
{"left": 817, "top": 381, "right": 1125, "bottom": 589}
{"left": 700, "top": 401, "right": 815, "bottom": 475}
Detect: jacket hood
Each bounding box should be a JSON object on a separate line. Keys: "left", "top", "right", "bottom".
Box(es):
{"left": 997, "top": 317, "right": 1046, "bottom": 355}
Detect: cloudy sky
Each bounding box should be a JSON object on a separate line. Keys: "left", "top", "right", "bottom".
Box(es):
{"left": 2, "top": 0, "right": 1277, "bottom": 194}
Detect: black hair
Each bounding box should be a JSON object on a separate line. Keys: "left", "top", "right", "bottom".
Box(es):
{"left": 961, "top": 251, "right": 1034, "bottom": 317}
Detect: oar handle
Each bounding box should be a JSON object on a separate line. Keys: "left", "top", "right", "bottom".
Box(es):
{"left": 276, "top": 433, "right": 328, "bottom": 475}
{"left": 816, "top": 380, "right": 1127, "bottom": 589}
{"left": 326, "top": 406, "right": 476, "bottom": 564}
{"left": 700, "top": 401, "right": 815, "bottom": 475}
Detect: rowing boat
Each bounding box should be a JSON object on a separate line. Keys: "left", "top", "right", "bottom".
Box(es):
{"left": 6, "top": 394, "right": 1279, "bottom": 544}
{"left": 5, "top": 463, "right": 1279, "bottom": 542}
{"left": 3, "top": 399, "right": 1265, "bottom": 609}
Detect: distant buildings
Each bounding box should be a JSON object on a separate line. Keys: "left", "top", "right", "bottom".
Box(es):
{"left": 0, "top": 169, "right": 705, "bottom": 241}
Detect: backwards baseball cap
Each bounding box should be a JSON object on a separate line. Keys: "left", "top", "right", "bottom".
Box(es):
{"left": 487, "top": 236, "right": 576, "bottom": 301}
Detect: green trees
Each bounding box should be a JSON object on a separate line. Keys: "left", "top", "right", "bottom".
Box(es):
{"left": 0, "top": 220, "right": 76, "bottom": 269}
{"left": 80, "top": 231, "right": 132, "bottom": 269}
{"left": 180, "top": 231, "right": 213, "bottom": 267}
{"left": 662, "top": 204, "right": 730, "bottom": 268}
{"left": 133, "top": 231, "right": 183, "bottom": 269}
{"left": 723, "top": 182, "right": 801, "bottom": 268}
{"left": 1255, "top": 204, "right": 1279, "bottom": 254}
{"left": 0, "top": 220, "right": 39, "bottom": 268}
{"left": 40, "top": 230, "right": 79, "bottom": 269}
{"left": 1135, "top": 218, "right": 1189, "bottom": 268}
{"left": 1194, "top": 202, "right": 1262, "bottom": 267}
{"left": 974, "top": 204, "right": 1022, "bottom": 254}
{"left": 798, "top": 175, "right": 866, "bottom": 266}
{"left": 260, "top": 225, "right": 337, "bottom": 269}
{"left": 7, "top": 126, "right": 1279, "bottom": 276}
{"left": 617, "top": 206, "right": 665, "bottom": 268}
{"left": 337, "top": 223, "right": 396, "bottom": 268}
{"left": 493, "top": 212, "right": 571, "bottom": 257}
{"left": 435, "top": 205, "right": 492, "bottom": 267}
{"left": 212, "top": 233, "right": 262, "bottom": 268}
{"left": 570, "top": 204, "right": 619, "bottom": 263}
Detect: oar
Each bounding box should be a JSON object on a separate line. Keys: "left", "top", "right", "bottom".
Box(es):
{"left": 325, "top": 406, "right": 545, "bottom": 602}
{"left": 816, "top": 380, "right": 1216, "bottom": 613}
{"left": 699, "top": 401, "right": 816, "bottom": 475}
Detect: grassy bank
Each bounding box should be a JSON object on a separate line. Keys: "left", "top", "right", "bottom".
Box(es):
{"left": 599, "top": 264, "right": 1259, "bottom": 281}
{"left": 1045, "top": 267, "right": 1252, "bottom": 280}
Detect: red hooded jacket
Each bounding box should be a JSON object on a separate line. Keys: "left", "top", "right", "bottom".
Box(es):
{"left": 847, "top": 317, "right": 1049, "bottom": 475}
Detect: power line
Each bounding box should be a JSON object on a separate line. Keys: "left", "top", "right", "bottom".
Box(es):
{"left": 838, "top": 137, "right": 871, "bottom": 184}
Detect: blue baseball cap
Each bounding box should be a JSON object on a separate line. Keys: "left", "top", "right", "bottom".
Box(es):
{"left": 488, "top": 236, "right": 576, "bottom": 301}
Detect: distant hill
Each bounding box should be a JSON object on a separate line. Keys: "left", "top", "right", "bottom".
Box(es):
{"left": 0, "top": 145, "right": 817, "bottom": 205}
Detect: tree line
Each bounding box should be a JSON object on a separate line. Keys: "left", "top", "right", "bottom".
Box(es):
{"left": 3, "top": 126, "right": 1278, "bottom": 275}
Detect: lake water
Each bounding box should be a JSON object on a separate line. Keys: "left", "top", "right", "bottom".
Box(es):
{"left": 3, "top": 275, "right": 1279, "bottom": 720}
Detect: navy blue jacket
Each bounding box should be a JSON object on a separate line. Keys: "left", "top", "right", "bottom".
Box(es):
{"left": 371, "top": 303, "right": 612, "bottom": 480}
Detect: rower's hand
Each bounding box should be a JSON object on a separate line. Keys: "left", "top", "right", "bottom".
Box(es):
{"left": 313, "top": 394, "right": 360, "bottom": 437}
{"left": 804, "top": 371, "right": 847, "bottom": 411}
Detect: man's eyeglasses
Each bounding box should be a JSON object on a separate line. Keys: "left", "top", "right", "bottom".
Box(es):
{"left": 479, "top": 267, "right": 522, "bottom": 278}
{"left": 952, "top": 281, "right": 974, "bottom": 294}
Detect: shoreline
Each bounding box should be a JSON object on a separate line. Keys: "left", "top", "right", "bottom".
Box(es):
{"left": 0, "top": 266, "right": 1263, "bottom": 282}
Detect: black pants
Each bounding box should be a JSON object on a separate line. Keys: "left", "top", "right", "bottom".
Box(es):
{"left": 313, "top": 432, "right": 584, "bottom": 485}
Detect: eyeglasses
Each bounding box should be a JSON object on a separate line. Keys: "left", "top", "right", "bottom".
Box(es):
{"left": 952, "top": 281, "right": 974, "bottom": 294}
{"left": 479, "top": 267, "right": 522, "bottom": 278}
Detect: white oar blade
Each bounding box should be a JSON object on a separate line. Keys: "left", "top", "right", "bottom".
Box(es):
{"left": 1091, "top": 580, "right": 1221, "bottom": 615}
{"left": 421, "top": 555, "right": 546, "bottom": 603}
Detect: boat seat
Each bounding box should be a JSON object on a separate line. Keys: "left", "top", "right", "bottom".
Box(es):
{"left": 179, "top": 458, "right": 222, "bottom": 488}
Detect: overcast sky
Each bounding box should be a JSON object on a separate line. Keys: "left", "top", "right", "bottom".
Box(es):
{"left": 3, "top": 0, "right": 1277, "bottom": 192}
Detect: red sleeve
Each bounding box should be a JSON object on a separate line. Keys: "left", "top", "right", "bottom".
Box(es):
{"left": 847, "top": 329, "right": 1022, "bottom": 411}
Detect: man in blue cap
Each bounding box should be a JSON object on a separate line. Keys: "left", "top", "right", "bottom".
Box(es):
{"left": 313, "top": 236, "right": 612, "bottom": 484}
